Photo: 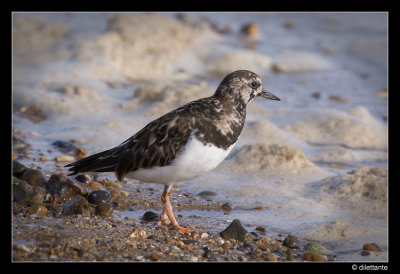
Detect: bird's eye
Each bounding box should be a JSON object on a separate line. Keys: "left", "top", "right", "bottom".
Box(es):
{"left": 251, "top": 81, "right": 259, "bottom": 88}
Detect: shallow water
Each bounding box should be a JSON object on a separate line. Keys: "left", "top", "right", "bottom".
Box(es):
{"left": 12, "top": 12, "right": 388, "bottom": 261}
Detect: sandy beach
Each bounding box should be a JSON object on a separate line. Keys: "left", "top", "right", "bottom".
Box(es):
{"left": 12, "top": 12, "right": 388, "bottom": 262}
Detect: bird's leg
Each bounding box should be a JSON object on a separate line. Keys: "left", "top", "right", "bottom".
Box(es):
{"left": 157, "top": 185, "right": 195, "bottom": 233}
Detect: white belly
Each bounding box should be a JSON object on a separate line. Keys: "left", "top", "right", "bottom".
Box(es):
{"left": 126, "top": 136, "right": 235, "bottom": 185}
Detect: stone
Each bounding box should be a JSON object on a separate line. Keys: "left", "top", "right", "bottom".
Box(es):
{"left": 62, "top": 194, "right": 91, "bottom": 217}
{"left": 95, "top": 203, "right": 113, "bottom": 217}
{"left": 304, "top": 242, "right": 328, "bottom": 255}
{"left": 220, "top": 219, "right": 248, "bottom": 242}
{"left": 12, "top": 176, "right": 45, "bottom": 205}
{"left": 89, "top": 182, "right": 103, "bottom": 189}
{"left": 21, "top": 169, "right": 46, "bottom": 186}
{"left": 51, "top": 140, "right": 78, "bottom": 153}
{"left": 264, "top": 253, "right": 278, "bottom": 261}
{"left": 25, "top": 205, "right": 48, "bottom": 218}
{"left": 283, "top": 235, "right": 299, "bottom": 249}
{"left": 87, "top": 189, "right": 111, "bottom": 205}
{"left": 142, "top": 211, "right": 159, "bottom": 222}
{"left": 73, "top": 147, "right": 88, "bottom": 160}
{"left": 197, "top": 190, "right": 217, "bottom": 197}
{"left": 75, "top": 174, "right": 92, "bottom": 183}
{"left": 303, "top": 252, "right": 326, "bottom": 261}
{"left": 46, "top": 174, "right": 88, "bottom": 202}
{"left": 12, "top": 160, "right": 29, "bottom": 179}
{"left": 363, "top": 243, "right": 382, "bottom": 252}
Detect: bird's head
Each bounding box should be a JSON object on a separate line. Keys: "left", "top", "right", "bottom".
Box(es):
{"left": 214, "top": 70, "right": 280, "bottom": 105}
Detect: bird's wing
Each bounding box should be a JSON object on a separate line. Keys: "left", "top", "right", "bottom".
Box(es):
{"left": 65, "top": 113, "right": 192, "bottom": 181}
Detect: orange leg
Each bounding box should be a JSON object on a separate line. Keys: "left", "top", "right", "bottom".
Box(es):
{"left": 156, "top": 185, "right": 196, "bottom": 233}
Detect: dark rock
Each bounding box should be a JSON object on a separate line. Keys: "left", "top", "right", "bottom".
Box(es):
{"left": 12, "top": 176, "right": 45, "bottom": 205}
{"left": 182, "top": 239, "right": 200, "bottom": 245}
{"left": 12, "top": 160, "right": 28, "bottom": 179}
{"left": 21, "top": 169, "right": 46, "bottom": 186}
{"left": 203, "top": 247, "right": 213, "bottom": 259}
{"left": 46, "top": 174, "right": 88, "bottom": 202}
{"left": 283, "top": 235, "right": 299, "bottom": 249}
{"left": 221, "top": 202, "right": 232, "bottom": 211}
{"left": 220, "top": 219, "right": 248, "bottom": 242}
{"left": 255, "top": 226, "right": 266, "bottom": 233}
{"left": 360, "top": 250, "right": 370, "bottom": 256}
{"left": 75, "top": 174, "right": 91, "bottom": 183}
{"left": 142, "top": 211, "right": 159, "bottom": 221}
{"left": 13, "top": 136, "right": 30, "bottom": 151}
{"left": 62, "top": 194, "right": 91, "bottom": 217}
{"left": 197, "top": 190, "right": 217, "bottom": 197}
{"left": 51, "top": 140, "right": 78, "bottom": 153}
{"left": 95, "top": 203, "right": 113, "bottom": 217}
{"left": 87, "top": 189, "right": 111, "bottom": 205}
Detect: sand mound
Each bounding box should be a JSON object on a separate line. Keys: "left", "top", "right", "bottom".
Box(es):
{"left": 12, "top": 16, "right": 70, "bottom": 64}
{"left": 302, "top": 220, "right": 360, "bottom": 242}
{"left": 205, "top": 50, "right": 273, "bottom": 78}
{"left": 220, "top": 143, "right": 326, "bottom": 177}
{"left": 242, "top": 119, "right": 304, "bottom": 149}
{"left": 76, "top": 13, "right": 218, "bottom": 81}
{"left": 272, "top": 49, "right": 332, "bottom": 73}
{"left": 121, "top": 80, "right": 214, "bottom": 117}
{"left": 317, "top": 166, "right": 387, "bottom": 217}
{"left": 281, "top": 108, "right": 387, "bottom": 150}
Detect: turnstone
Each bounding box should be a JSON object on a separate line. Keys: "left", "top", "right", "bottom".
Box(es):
{"left": 66, "top": 70, "right": 280, "bottom": 232}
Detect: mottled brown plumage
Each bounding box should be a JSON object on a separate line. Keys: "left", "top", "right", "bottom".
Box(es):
{"left": 66, "top": 70, "right": 280, "bottom": 183}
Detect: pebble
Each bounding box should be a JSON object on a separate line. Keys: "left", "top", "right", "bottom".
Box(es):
{"left": 220, "top": 219, "right": 248, "bottom": 242}
{"left": 12, "top": 176, "right": 44, "bottom": 205}
{"left": 121, "top": 191, "right": 128, "bottom": 197}
{"left": 100, "top": 179, "right": 121, "bottom": 189}
{"left": 21, "top": 169, "right": 46, "bottom": 186}
{"left": 197, "top": 190, "right": 217, "bottom": 197}
{"left": 240, "top": 23, "right": 259, "bottom": 37}
{"left": 39, "top": 156, "right": 46, "bottom": 162}
{"left": 142, "top": 211, "right": 159, "bottom": 222}
{"left": 255, "top": 226, "right": 266, "bottom": 233}
{"left": 129, "top": 229, "right": 147, "bottom": 239}
{"left": 264, "top": 253, "right": 278, "bottom": 261}
{"left": 25, "top": 205, "right": 48, "bottom": 218}
{"left": 360, "top": 250, "right": 370, "bottom": 256}
{"left": 363, "top": 243, "right": 382, "bottom": 252}
{"left": 89, "top": 182, "right": 103, "bottom": 189}
{"left": 95, "top": 203, "right": 113, "bottom": 217}
{"left": 221, "top": 202, "right": 232, "bottom": 211}
{"left": 150, "top": 253, "right": 162, "bottom": 261}
{"left": 87, "top": 189, "right": 111, "bottom": 205}
{"left": 62, "top": 194, "right": 91, "bottom": 217}
{"left": 73, "top": 147, "right": 88, "bottom": 160}
{"left": 13, "top": 160, "right": 29, "bottom": 179}
{"left": 329, "top": 94, "right": 348, "bottom": 103}
{"left": 55, "top": 155, "right": 75, "bottom": 163}
{"left": 304, "top": 242, "right": 328, "bottom": 255}
{"left": 200, "top": 232, "right": 209, "bottom": 239}
{"left": 51, "top": 140, "right": 78, "bottom": 153}
{"left": 283, "top": 235, "right": 299, "bottom": 249}
{"left": 75, "top": 174, "right": 92, "bottom": 183}
{"left": 110, "top": 189, "right": 120, "bottom": 198}
{"left": 303, "top": 252, "right": 326, "bottom": 261}
{"left": 46, "top": 174, "right": 88, "bottom": 202}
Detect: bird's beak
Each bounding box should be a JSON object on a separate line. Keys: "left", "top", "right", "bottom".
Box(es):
{"left": 259, "top": 90, "right": 281, "bottom": 101}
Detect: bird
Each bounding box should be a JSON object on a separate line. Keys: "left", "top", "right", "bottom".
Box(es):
{"left": 65, "top": 70, "right": 280, "bottom": 233}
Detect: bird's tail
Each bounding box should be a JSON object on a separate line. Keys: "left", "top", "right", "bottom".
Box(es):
{"left": 65, "top": 149, "right": 118, "bottom": 176}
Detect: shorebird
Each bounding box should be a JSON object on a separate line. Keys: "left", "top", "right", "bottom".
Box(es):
{"left": 66, "top": 70, "right": 280, "bottom": 232}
